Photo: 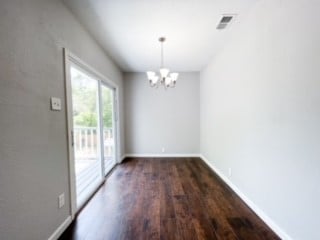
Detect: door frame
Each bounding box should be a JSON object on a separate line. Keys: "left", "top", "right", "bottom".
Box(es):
{"left": 63, "top": 48, "right": 120, "bottom": 219}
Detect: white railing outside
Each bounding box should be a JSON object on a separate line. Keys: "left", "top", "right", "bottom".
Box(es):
{"left": 73, "top": 126, "right": 114, "bottom": 160}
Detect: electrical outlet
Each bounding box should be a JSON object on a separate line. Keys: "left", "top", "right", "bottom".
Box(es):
{"left": 161, "top": 147, "right": 165, "bottom": 153}
{"left": 228, "top": 168, "right": 232, "bottom": 177}
{"left": 58, "top": 193, "right": 65, "bottom": 209}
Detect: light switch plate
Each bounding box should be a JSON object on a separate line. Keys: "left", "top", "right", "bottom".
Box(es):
{"left": 51, "top": 97, "right": 62, "bottom": 111}
{"left": 58, "top": 193, "right": 65, "bottom": 209}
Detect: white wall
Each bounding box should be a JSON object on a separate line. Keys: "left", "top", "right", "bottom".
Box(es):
{"left": 124, "top": 72, "right": 200, "bottom": 155}
{"left": 200, "top": 0, "right": 320, "bottom": 239}
{"left": 0, "top": 0, "right": 123, "bottom": 239}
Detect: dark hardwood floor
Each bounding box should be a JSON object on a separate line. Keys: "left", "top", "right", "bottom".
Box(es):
{"left": 59, "top": 158, "right": 280, "bottom": 240}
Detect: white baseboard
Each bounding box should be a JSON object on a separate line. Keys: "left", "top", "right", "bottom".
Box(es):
{"left": 200, "top": 154, "right": 292, "bottom": 240}
{"left": 48, "top": 216, "right": 72, "bottom": 240}
{"left": 120, "top": 154, "right": 127, "bottom": 163}
{"left": 123, "top": 153, "right": 201, "bottom": 158}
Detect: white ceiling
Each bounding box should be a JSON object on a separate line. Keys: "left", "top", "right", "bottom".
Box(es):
{"left": 64, "top": 0, "right": 259, "bottom": 72}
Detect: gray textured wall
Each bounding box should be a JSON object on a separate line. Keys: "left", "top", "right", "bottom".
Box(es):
{"left": 124, "top": 72, "right": 200, "bottom": 155}
{"left": 200, "top": 0, "right": 320, "bottom": 239}
{"left": 0, "top": 0, "right": 123, "bottom": 239}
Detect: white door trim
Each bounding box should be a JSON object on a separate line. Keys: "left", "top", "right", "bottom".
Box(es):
{"left": 63, "top": 49, "right": 77, "bottom": 219}
{"left": 63, "top": 48, "right": 120, "bottom": 219}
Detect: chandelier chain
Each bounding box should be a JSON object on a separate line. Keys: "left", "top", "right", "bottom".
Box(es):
{"left": 161, "top": 40, "right": 164, "bottom": 68}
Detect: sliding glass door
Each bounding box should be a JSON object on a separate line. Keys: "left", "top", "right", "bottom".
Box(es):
{"left": 66, "top": 56, "right": 118, "bottom": 212}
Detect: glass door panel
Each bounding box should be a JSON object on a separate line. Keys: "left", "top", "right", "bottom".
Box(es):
{"left": 70, "top": 65, "right": 103, "bottom": 208}
{"left": 101, "top": 84, "right": 116, "bottom": 174}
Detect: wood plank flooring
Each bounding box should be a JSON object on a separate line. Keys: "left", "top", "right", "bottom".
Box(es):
{"left": 59, "top": 158, "right": 280, "bottom": 240}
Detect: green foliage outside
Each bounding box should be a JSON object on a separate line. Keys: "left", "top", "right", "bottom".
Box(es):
{"left": 72, "top": 71, "right": 113, "bottom": 128}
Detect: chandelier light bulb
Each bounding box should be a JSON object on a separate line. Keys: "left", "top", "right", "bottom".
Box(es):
{"left": 147, "top": 71, "right": 156, "bottom": 80}
{"left": 165, "top": 77, "right": 172, "bottom": 87}
{"left": 160, "top": 68, "right": 170, "bottom": 79}
{"left": 152, "top": 75, "right": 159, "bottom": 84}
{"left": 170, "top": 72, "right": 179, "bottom": 82}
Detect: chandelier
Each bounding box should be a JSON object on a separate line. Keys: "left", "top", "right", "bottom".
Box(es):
{"left": 146, "top": 37, "right": 179, "bottom": 89}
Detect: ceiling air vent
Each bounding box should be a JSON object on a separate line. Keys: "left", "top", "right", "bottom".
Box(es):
{"left": 216, "top": 15, "right": 236, "bottom": 30}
